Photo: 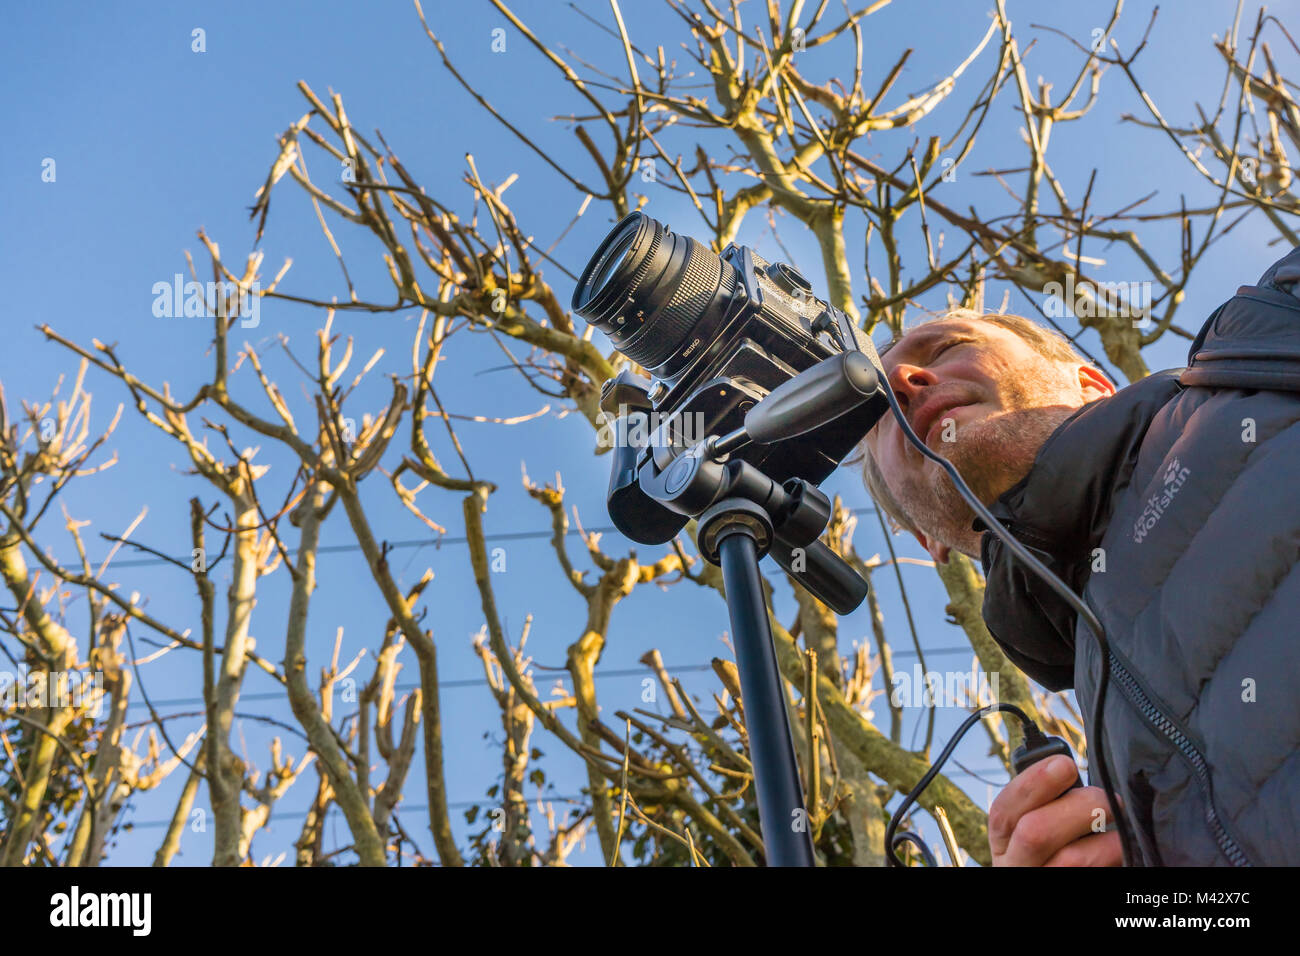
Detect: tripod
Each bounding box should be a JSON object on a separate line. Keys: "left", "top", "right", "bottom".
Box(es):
{"left": 704, "top": 499, "right": 817, "bottom": 866}
{"left": 622, "top": 351, "right": 884, "bottom": 865}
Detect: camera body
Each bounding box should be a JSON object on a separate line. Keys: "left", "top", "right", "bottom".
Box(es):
{"left": 576, "top": 213, "right": 885, "bottom": 545}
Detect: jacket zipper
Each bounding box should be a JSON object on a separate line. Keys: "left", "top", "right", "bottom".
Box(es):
{"left": 1105, "top": 653, "right": 1253, "bottom": 867}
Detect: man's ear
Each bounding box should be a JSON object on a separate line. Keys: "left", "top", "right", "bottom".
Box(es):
{"left": 1076, "top": 364, "right": 1116, "bottom": 402}
{"left": 910, "top": 528, "right": 951, "bottom": 564}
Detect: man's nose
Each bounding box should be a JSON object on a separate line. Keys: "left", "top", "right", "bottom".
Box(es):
{"left": 886, "top": 362, "right": 936, "bottom": 411}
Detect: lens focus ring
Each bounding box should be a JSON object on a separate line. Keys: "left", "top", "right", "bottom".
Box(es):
{"left": 620, "top": 238, "right": 734, "bottom": 370}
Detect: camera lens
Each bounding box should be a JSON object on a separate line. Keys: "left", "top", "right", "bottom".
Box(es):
{"left": 572, "top": 212, "right": 737, "bottom": 376}
{"left": 574, "top": 218, "right": 639, "bottom": 313}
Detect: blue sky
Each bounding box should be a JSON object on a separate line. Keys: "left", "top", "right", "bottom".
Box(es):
{"left": 1, "top": 0, "right": 1292, "bottom": 865}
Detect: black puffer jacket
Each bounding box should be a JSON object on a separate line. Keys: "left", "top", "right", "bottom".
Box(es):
{"left": 978, "top": 249, "right": 1300, "bottom": 866}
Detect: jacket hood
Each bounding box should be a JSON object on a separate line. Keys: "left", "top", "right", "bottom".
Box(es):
{"left": 1181, "top": 247, "right": 1300, "bottom": 390}
{"left": 975, "top": 369, "right": 1185, "bottom": 690}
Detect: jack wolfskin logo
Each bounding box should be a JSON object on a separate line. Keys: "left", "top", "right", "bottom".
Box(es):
{"left": 1135, "top": 458, "right": 1191, "bottom": 544}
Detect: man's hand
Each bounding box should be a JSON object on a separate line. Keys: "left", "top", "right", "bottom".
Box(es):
{"left": 989, "top": 754, "right": 1123, "bottom": 866}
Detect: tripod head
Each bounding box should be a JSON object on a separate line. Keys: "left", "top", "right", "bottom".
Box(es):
{"left": 602, "top": 350, "right": 886, "bottom": 613}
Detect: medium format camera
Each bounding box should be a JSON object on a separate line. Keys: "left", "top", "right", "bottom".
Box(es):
{"left": 572, "top": 211, "right": 886, "bottom": 545}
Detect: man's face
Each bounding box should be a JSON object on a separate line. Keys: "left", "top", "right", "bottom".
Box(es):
{"left": 863, "top": 318, "right": 1113, "bottom": 563}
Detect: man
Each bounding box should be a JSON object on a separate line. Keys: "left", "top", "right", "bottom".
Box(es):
{"left": 859, "top": 250, "right": 1300, "bottom": 866}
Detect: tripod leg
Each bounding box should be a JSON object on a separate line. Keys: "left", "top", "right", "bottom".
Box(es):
{"left": 718, "top": 530, "right": 817, "bottom": 867}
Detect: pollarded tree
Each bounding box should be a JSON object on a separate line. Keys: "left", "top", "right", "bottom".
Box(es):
{"left": 15, "top": 0, "right": 1299, "bottom": 867}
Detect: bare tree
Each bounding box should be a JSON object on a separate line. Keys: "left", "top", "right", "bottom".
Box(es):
{"left": 4, "top": 0, "right": 1296, "bottom": 867}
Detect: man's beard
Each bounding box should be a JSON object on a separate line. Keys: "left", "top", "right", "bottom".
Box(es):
{"left": 893, "top": 375, "right": 1080, "bottom": 559}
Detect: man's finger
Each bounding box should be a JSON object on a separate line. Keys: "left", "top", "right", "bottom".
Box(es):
{"left": 1000, "top": 785, "right": 1116, "bottom": 866}
{"left": 1042, "top": 830, "right": 1123, "bottom": 867}
{"left": 988, "top": 754, "right": 1081, "bottom": 857}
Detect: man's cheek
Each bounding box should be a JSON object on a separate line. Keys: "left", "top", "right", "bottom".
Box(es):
{"left": 884, "top": 449, "right": 911, "bottom": 491}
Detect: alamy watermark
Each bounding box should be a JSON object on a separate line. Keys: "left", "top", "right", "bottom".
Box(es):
{"left": 1, "top": 668, "right": 104, "bottom": 716}
{"left": 1043, "top": 273, "right": 1152, "bottom": 328}
{"left": 889, "top": 663, "right": 1000, "bottom": 709}
{"left": 151, "top": 274, "right": 261, "bottom": 328}
{"left": 594, "top": 406, "right": 710, "bottom": 450}
{"left": 50, "top": 886, "right": 151, "bottom": 936}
